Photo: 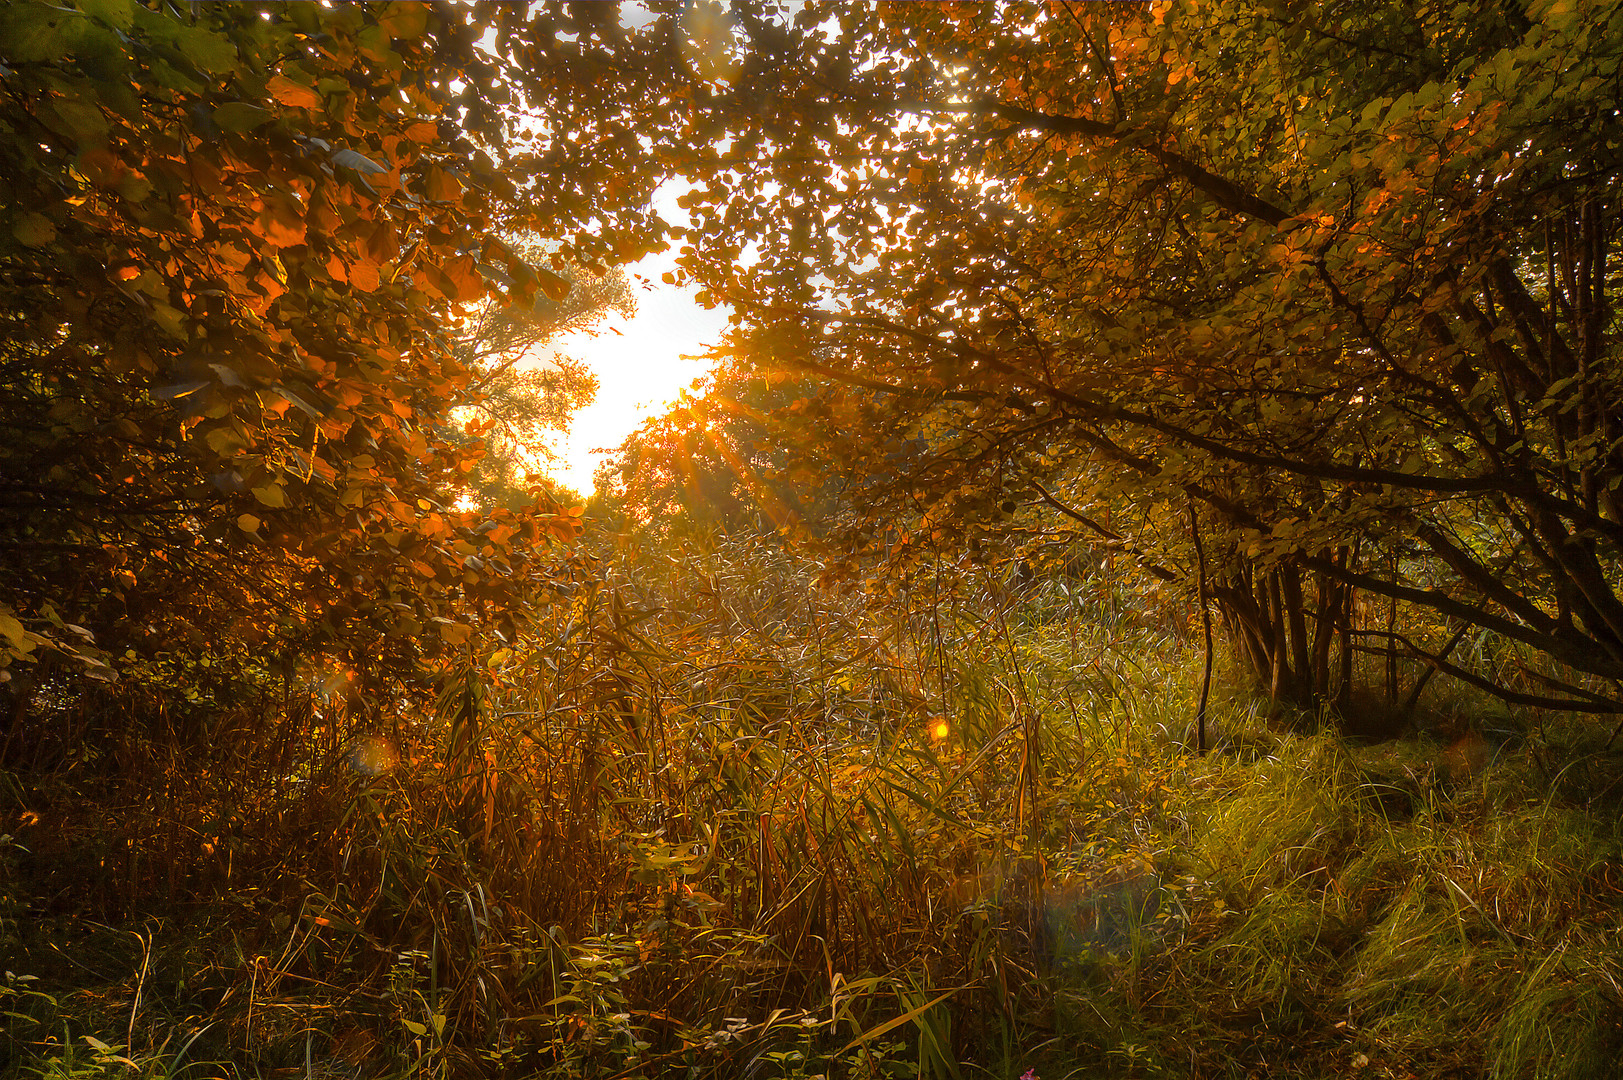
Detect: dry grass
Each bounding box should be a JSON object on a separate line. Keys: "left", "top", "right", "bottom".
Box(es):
{"left": 5, "top": 539, "right": 1623, "bottom": 1078}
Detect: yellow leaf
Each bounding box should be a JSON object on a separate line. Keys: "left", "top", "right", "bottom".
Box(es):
{"left": 438, "top": 621, "right": 473, "bottom": 646}
{"left": 251, "top": 484, "right": 286, "bottom": 508}
{"left": 536, "top": 266, "right": 570, "bottom": 301}
{"left": 237, "top": 513, "right": 261, "bottom": 533}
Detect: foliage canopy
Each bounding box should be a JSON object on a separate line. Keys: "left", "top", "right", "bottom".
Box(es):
{"left": 0, "top": 1, "right": 660, "bottom": 699}
{"left": 602, "top": 0, "right": 1623, "bottom": 716}
{"left": 4, "top": 0, "right": 1623, "bottom": 716}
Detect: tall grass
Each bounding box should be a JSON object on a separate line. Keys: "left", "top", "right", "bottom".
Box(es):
{"left": 4, "top": 537, "right": 1622, "bottom": 1078}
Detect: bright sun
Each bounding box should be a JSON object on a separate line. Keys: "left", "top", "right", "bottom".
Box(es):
{"left": 539, "top": 244, "right": 731, "bottom": 498}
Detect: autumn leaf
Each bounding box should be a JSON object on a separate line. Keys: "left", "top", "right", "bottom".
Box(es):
{"left": 349, "top": 259, "right": 380, "bottom": 292}
{"left": 422, "top": 166, "right": 463, "bottom": 203}
{"left": 251, "top": 484, "right": 287, "bottom": 508}
{"left": 257, "top": 196, "right": 306, "bottom": 248}
{"left": 378, "top": 1, "right": 429, "bottom": 40}
{"left": 266, "top": 73, "right": 322, "bottom": 110}
{"left": 535, "top": 266, "right": 571, "bottom": 302}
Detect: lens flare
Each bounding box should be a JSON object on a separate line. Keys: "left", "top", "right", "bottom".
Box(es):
{"left": 346, "top": 736, "right": 398, "bottom": 776}
{"left": 931, "top": 719, "right": 950, "bottom": 741}
{"left": 680, "top": 1, "right": 741, "bottom": 85}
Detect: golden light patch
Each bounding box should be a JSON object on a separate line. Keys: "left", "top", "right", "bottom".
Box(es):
{"left": 346, "top": 736, "right": 398, "bottom": 776}
{"left": 931, "top": 719, "right": 950, "bottom": 741}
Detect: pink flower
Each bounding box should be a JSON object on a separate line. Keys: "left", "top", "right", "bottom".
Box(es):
{"left": 1020, "top": 1071, "right": 1037, "bottom": 1080}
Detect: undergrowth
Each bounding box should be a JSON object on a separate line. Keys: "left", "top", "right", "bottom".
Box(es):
{"left": 4, "top": 538, "right": 1622, "bottom": 1079}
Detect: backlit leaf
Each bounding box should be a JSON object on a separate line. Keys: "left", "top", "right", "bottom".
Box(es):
{"left": 213, "top": 102, "right": 273, "bottom": 132}
{"left": 266, "top": 73, "right": 322, "bottom": 110}
{"left": 79, "top": 0, "right": 134, "bottom": 31}
{"left": 378, "top": 2, "right": 429, "bottom": 40}
{"left": 536, "top": 266, "right": 570, "bottom": 302}
{"left": 251, "top": 484, "right": 287, "bottom": 508}
{"left": 174, "top": 25, "right": 237, "bottom": 74}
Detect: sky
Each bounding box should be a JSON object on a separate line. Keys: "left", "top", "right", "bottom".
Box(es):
{"left": 521, "top": 0, "right": 779, "bottom": 499}
{"left": 538, "top": 243, "right": 731, "bottom": 497}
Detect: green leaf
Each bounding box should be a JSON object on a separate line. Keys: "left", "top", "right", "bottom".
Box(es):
{"left": 78, "top": 0, "right": 134, "bottom": 31}
{"left": 174, "top": 25, "right": 237, "bottom": 74}
{"left": 41, "top": 97, "right": 109, "bottom": 143}
{"left": 354, "top": 24, "right": 392, "bottom": 63}
{"left": 213, "top": 102, "right": 273, "bottom": 132}
{"left": 115, "top": 171, "right": 151, "bottom": 203}
{"left": 11, "top": 213, "right": 57, "bottom": 248}
{"left": 0, "top": 614, "right": 27, "bottom": 648}
{"left": 147, "top": 301, "right": 187, "bottom": 339}
{"left": 148, "top": 58, "right": 204, "bottom": 94}
{"left": 0, "top": 6, "right": 73, "bottom": 63}
{"left": 837, "top": 987, "right": 967, "bottom": 1056}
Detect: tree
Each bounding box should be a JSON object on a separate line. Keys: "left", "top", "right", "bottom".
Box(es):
{"left": 571, "top": 0, "right": 1623, "bottom": 717}
{"left": 0, "top": 1, "right": 665, "bottom": 730}
{"left": 450, "top": 253, "right": 635, "bottom": 509}
{"left": 612, "top": 358, "right": 839, "bottom": 538}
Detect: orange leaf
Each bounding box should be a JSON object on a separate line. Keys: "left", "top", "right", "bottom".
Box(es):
{"left": 441, "top": 255, "right": 484, "bottom": 302}
{"left": 349, "top": 260, "right": 380, "bottom": 292}
{"left": 257, "top": 195, "right": 306, "bottom": 248}
{"left": 364, "top": 221, "right": 398, "bottom": 264}
{"left": 423, "top": 166, "right": 462, "bottom": 204}
{"left": 266, "top": 74, "right": 322, "bottom": 110}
